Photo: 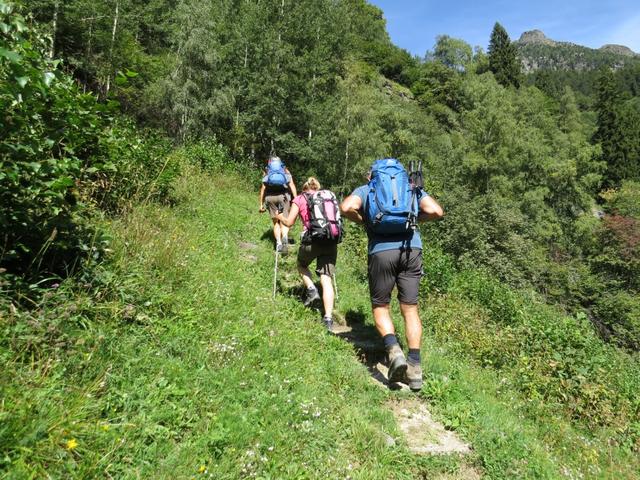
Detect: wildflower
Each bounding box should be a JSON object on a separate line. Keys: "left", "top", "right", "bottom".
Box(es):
{"left": 66, "top": 438, "right": 78, "bottom": 450}
{"left": 198, "top": 465, "right": 206, "bottom": 474}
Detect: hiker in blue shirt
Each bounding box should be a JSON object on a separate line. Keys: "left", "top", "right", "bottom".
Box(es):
{"left": 259, "top": 156, "right": 297, "bottom": 253}
{"left": 340, "top": 159, "right": 443, "bottom": 391}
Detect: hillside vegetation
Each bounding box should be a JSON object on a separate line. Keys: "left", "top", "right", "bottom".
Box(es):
{"left": 2, "top": 165, "right": 639, "bottom": 478}
{"left": 2, "top": 0, "right": 640, "bottom": 477}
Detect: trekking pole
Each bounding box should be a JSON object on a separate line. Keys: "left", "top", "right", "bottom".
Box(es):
{"left": 272, "top": 204, "right": 284, "bottom": 300}
{"left": 333, "top": 272, "right": 339, "bottom": 300}
{"left": 272, "top": 249, "right": 279, "bottom": 299}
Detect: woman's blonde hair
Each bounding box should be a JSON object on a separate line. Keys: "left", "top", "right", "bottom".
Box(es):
{"left": 302, "top": 177, "right": 321, "bottom": 192}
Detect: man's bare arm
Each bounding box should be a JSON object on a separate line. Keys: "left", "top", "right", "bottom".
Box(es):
{"left": 418, "top": 194, "right": 444, "bottom": 222}
{"left": 288, "top": 178, "right": 297, "bottom": 198}
{"left": 340, "top": 195, "right": 364, "bottom": 224}
{"left": 258, "top": 184, "right": 266, "bottom": 212}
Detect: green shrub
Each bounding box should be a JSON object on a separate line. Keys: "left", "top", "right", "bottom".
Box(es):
{"left": 0, "top": 4, "right": 179, "bottom": 286}
{"left": 593, "top": 291, "right": 640, "bottom": 350}
{"left": 451, "top": 270, "right": 522, "bottom": 325}
{"left": 84, "top": 119, "right": 174, "bottom": 212}
{"left": 601, "top": 180, "right": 640, "bottom": 218}
{"left": 436, "top": 267, "right": 640, "bottom": 432}
{"left": 0, "top": 2, "right": 107, "bottom": 279}
{"left": 420, "top": 246, "right": 456, "bottom": 294}
{"left": 180, "top": 139, "right": 229, "bottom": 172}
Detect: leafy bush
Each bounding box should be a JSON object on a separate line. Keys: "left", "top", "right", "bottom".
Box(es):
{"left": 420, "top": 245, "right": 456, "bottom": 294}
{"left": 179, "top": 139, "right": 229, "bottom": 172}
{"left": 593, "top": 291, "right": 640, "bottom": 350}
{"left": 432, "top": 267, "right": 640, "bottom": 433}
{"left": 601, "top": 180, "right": 640, "bottom": 218}
{"left": 0, "top": 2, "right": 105, "bottom": 279}
{"left": 0, "top": 4, "right": 180, "bottom": 287}
{"left": 83, "top": 119, "right": 174, "bottom": 213}
{"left": 450, "top": 270, "right": 522, "bottom": 325}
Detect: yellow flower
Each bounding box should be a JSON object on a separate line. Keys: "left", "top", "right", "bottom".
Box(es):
{"left": 101, "top": 424, "right": 110, "bottom": 432}
{"left": 66, "top": 439, "right": 78, "bottom": 450}
{"left": 198, "top": 465, "right": 206, "bottom": 474}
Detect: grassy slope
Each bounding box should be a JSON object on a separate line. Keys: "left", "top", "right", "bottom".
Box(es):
{"left": 1, "top": 167, "right": 638, "bottom": 479}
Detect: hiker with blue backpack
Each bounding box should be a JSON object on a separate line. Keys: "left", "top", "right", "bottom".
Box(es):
{"left": 276, "top": 177, "right": 343, "bottom": 331}
{"left": 259, "top": 156, "right": 297, "bottom": 253}
{"left": 340, "top": 158, "right": 443, "bottom": 391}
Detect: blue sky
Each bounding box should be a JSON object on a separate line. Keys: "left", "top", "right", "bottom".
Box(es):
{"left": 368, "top": 0, "right": 640, "bottom": 57}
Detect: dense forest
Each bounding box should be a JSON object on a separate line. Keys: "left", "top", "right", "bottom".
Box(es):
{"left": 2, "top": 0, "right": 640, "bottom": 477}
{"left": 9, "top": 0, "right": 640, "bottom": 347}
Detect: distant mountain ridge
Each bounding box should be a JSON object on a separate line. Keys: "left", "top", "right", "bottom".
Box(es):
{"left": 515, "top": 29, "right": 640, "bottom": 72}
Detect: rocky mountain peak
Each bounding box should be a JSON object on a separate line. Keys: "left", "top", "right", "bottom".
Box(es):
{"left": 599, "top": 44, "right": 637, "bottom": 57}
{"left": 517, "top": 30, "right": 556, "bottom": 46}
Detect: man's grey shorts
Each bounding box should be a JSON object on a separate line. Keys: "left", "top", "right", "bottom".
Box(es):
{"left": 265, "top": 192, "right": 291, "bottom": 219}
{"left": 368, "top": 249, "right": 422, "bottom": 306}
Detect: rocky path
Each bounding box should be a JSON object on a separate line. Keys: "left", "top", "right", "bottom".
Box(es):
{"left": 332, "top": 321, "right": 473, "bottom": 458}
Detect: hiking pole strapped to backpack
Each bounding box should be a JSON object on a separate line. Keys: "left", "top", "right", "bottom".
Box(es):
{"left": 407, "top": 160, "right": 424, "bottom": 230}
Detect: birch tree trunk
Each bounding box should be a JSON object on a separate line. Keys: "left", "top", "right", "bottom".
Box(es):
{"left": 343, "top": 107, "right": 350, "bottom": 185}
{"left": 105, "top": 0, "right": 120, "bottom": 96}
{"left": 49, "top": 1, "right": 59, "bottom": 58}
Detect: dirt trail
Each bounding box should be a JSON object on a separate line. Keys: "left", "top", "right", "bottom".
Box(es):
{"left": 258, "top": 240, "right": 475, "bottom": 464}
{"left": 333, "top": 321, "right": 473, "bottom": 458}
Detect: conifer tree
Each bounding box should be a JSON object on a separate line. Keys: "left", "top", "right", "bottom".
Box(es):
{"left": 594, "top": 67, "right": 640, "bottom": 186}
{"left": 487, "top": 22, "right": 521, "bottom": 88}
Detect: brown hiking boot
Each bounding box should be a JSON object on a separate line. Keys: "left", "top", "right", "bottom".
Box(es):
{"left": 387, "top": 344, "right": 407, "bottom": 384}
{"left": 405, "top": 360, "right": 423, "bottom": 392}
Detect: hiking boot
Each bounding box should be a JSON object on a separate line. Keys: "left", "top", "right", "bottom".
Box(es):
{"left": 322, "top": 316, "right": 333, "bottom": 332}
{"left": 276, "top": 242, "right": 283, "bottom": 253}
{"left": 280, "top": 241, "right": 288, "bottom": 255}
{"left": 405, "top": 359, "right": 423, "bottom": 392}
{"left": 386, "top": 344, "right": 407, "bottom": 384}
{"left": 303, "top": 287, "right": 320, "bottom": 307}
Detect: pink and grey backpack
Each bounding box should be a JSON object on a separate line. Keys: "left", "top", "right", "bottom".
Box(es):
{"left": 302, "top": 190, "right": 343, "bottom": 244}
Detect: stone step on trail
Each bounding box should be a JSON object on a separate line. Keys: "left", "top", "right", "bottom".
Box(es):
{"left": 390, "top": 399, "right": 472, "bottom": 456}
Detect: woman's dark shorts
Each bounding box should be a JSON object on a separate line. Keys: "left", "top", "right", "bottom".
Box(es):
{"left": 297, "top": 242, "right": 337, "bottom": 277}
{"left": 265, "top": 192, "right": 291, "bottom": 219}
{"left": 368, "top": 249, "right": 422, "bottom": 306}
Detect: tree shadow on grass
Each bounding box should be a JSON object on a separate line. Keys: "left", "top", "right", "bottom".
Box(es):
{"left": 261, "top": 229, "right": 297, "bottom": 248}
{"left": 261, "top": 228, "right": 276, "bottom": 247}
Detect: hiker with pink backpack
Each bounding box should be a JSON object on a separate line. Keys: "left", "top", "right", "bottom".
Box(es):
{"left": 276, "top": 177, "right": 343, "bottom": 331}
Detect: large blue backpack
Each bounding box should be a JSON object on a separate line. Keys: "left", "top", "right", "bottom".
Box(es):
{"left": 365, "top": 158, "right": 418, "bottom": 235}
{"left": 265, "top": 157, "right": 288, "bottom": 190}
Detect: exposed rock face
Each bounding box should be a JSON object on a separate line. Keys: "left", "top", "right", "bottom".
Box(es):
{"left": 517, "top": 29, "right": 556, "bottom": 46}
{"left": 599, "top": 44, "right": 638, "bottom": 57}
{"left": 515, "top": 28, "right": 640, "bottom": 73}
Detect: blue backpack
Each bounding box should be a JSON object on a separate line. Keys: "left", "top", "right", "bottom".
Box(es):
{"left": 265, "top": 157, "right": 288, "bottom": 189}
{"left": 365, "top": 158, "right": 418, "bottom": 235}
